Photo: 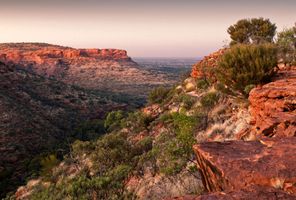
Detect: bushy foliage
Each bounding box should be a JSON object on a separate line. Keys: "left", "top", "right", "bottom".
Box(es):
{"left": 104, "top": 110, "right": 126, "bottom": 132}
{"left": 196, "top": 78, "right": 210, "bottom": 90}
{"left": 40, "top": 154, "right": 60, "bottom": 176}
{"left": 148, "top": 87, "right": 170, "bottom": 104}
{"left": 154, "top": 113, "right": 201, "bottom": 175}
{"left": 276, "top": 27, "right": 296, "bottom": 64}
{"left": 228, "top": 18, "right": 276, "bottom": 45}
{"left": 176, "top": 94, "right": 196, "bottom": 110}
{"left": 125, "top": 111, "right": 154, "bottom": 132}
{"left": 217, "top": 44, "right": 277, "bottom": 96}
{"left": 29, "top": 131, "right": 152, "bottom": 200}
{"left": 200, "top": 92, "right": 220, "bottom": 108}
{"left": 73, "top": 119, "right": 105, "bottom": 141}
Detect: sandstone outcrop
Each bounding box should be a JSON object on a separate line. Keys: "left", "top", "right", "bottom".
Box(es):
{"left": 166, "top": 186, "right": 296, "bottom": 200}
{"left": 0, "top": 43, "right": 172, "bottom": 98}
{"left": 249, "top": 66, "right": 296, "bottom": 137}
{"left": 191, "top": 49, "right": 226, "bottom": 80}
{"left": 193, "top": 137, "right": 296, "bottom": 194}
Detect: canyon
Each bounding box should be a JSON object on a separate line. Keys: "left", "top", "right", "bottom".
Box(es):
{"left": 0, "top": 43, "right": 193, "bottom": 198}
{"left": 2, "top": 44, "right": 295, "bottom": 199}
{"left": 0, "top": 43, "right": 174, "bottom": 99}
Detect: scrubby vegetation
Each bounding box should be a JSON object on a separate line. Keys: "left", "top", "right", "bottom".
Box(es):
{"left": 148, "top": 87, "right": 171, "bottom": 104}
{"left": 7, "top": 18, "right": 295, "bottom": 200}
{"left": 276, "top": 25, "right": 296, "bottom": 65}
{"left": 216, "top": 44, "right": 277, "bottom": 96}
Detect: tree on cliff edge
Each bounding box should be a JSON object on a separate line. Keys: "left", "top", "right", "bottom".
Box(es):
{"left": 228, "top": 18, "right": 277, "bottom": 45}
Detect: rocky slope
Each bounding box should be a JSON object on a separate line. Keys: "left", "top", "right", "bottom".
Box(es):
{"left": 9, "top": 49, "right": 296, "bottom": 200}
{"left": 0, "top": 62, "right": 126, "bottom": 197}
{"left": 0, "top": 43, "right": 172, "bottom": 98}
{"left": 189, "top": 66, "right": 296, "bottom": 199}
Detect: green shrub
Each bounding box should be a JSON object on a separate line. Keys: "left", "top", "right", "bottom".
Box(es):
{"left": 276, "top": 27, "right": 296, "bottom": 64}
{"left": 217, "top": 44, "right": 277, "bottom": 96}
{"left": 159, "top": 113, "right": 173, "bottom": 123}
{"left": 175, "top": 94, "right": 196, "bottom": 110}
{"left": 200, "top": 92, "right": 220, "bottom": 108}
{"left": 155, "top": 113, "right": 201, "bottom": 175}
{"left": 73, "top": 119, "right": 105, "bottom": 141}
{"left": 125, "top": 111, "right": 153, "bottom": 132}
{"left": 40, "top": 154, "right": 60, "bottom": 177}
{"left": 104, "top": 110, "right": 126, "bottom": 131}
{"left": 196, "top": 78, "right": 210, "bottom": 90}
{"left": 148, "top": 87, "right": 170, "bottom": 104}
{"left": 244, "top": 84, "right": 256, "bottom": 95}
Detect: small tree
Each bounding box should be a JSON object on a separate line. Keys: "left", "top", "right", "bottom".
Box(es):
{"left": 104, "top": 111, "right": 125, "bottom": 131}
{"left": 276, "top": 26, "right": 296, "bottom": 64}
{"left": 217, "top": 44, "right": 277, "bottom": 96}
{"left": 228, "top": 18, "right": 277, "bottom": 45}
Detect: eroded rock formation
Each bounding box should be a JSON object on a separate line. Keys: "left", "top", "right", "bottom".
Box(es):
{"left": 194, "top": 137, "right": 296, "bottom": 194}
{"left": 249, "top": 66, "right": 296, "bottom": 137}
{"left": 166, "top": 186, "right": 296, "bottom": 200}
{"left": 0, "top": 43, "right": 171, "bottom": 97}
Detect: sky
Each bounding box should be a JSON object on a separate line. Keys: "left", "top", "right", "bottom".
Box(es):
{"left": 0, "top": 0, "right": 295, "bottom": 57}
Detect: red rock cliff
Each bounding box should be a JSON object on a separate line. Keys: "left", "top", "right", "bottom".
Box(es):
{"left": 0, "top": 43, "right": 168, "bottom": 97}
{"left": 0, "top": 43, "right": 131, "bottom": 64}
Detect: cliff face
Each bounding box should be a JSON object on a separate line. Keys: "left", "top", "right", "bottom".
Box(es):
{"left": 0, "top": 43, "right": 171, "bottom": 97}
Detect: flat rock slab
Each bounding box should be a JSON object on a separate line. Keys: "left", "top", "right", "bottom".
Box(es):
{"left": 193, "top": 137, "right": 296, "bottom": 194}
{"left": 166, "top": 186, "right": 296, "bottom": 200}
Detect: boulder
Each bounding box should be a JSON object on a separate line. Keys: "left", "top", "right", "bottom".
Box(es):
{"left": 184, "top": 77, "right": 196, "bottom": 92}
{"left": 165, "top": 186, "right": 296, "bottom": 200}
{"left": 193, "top": 137, "right": 296, "bottom": 194}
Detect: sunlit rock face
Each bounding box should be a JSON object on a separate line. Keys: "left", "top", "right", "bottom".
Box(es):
{"left": 0, "top": 43, "right": 170, "bottom": 97}
{"left": 249, "top": 66, "right": 296, "bottom": 138}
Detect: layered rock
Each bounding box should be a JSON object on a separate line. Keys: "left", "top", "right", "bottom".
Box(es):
{"left": 249, "top": 66, "right": 296, "bottom": 137}
{"left": 193, "top": 137, "right": 296, "bottom": 194}
{"left": 0, "top": 43, "right": 171, "bottom": 98}
{"left": 166, "top": 186, "right": 296, "bottom": 200}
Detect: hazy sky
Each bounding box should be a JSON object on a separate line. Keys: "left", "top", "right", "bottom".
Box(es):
{"left": 0, "top": 0, "right": 295, "bottom": 57}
